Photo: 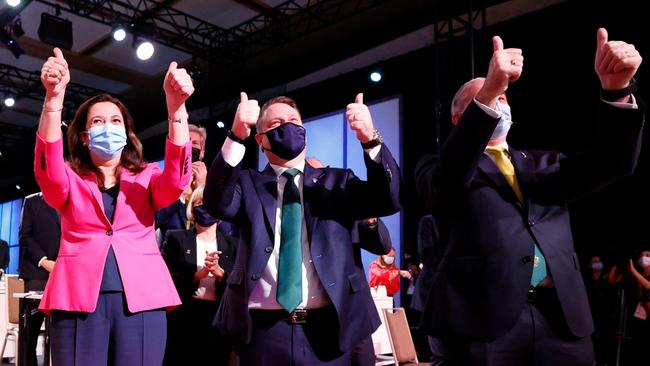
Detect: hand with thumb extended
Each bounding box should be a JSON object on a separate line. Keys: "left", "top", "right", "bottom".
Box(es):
{"left": 164, "top": 61, "right": 194, "bottom": 110}
{"left": 476, "top": 36, "right": 523, "bottom": 107}
{"left": 346, "top": 93, "right": 376, "bottom": 144}
{"left": 231, "top": 92, "right": 260, "bottom": 141}
{"left": 40, "top": 47, "right": 70, "bottom": 98}
{"left": 594, "top": 27, "right": 642, "bottom": 92}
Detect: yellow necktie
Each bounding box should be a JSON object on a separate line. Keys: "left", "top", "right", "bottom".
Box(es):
{"left": 485, "top": 146, "right": 524, "bottom": 203}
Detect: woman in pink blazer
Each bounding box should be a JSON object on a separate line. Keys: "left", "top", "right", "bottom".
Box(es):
{"left": 34, "top": 47, "right": 194, "bottom": 366}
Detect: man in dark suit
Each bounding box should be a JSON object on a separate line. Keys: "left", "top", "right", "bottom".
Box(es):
{"left": 19, "top": 192, "right": 61, "bottom": 366}
{"left": 415, "top": 29, "right": 643, "bottom": 365}
{"left": 204, "top": 92, "right": 401, "bottom": 365}
{"left": 0, "top": 239, "right": 8, "bottom": 276}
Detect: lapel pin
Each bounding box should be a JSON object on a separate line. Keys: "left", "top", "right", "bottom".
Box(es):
{"left": 186, "top": 249, "right": 191, "bottom": 254}
{"left": 312, "top": 178, "right": 318, "bottom": 183}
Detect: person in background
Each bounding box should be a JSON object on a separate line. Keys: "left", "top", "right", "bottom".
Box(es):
{"left": 162, "top": 185, "right": 237, "bottom": 366}
{"left": 625, "top": 250, "right": 650, "bottom": 364}
{"left": 0, "top": 239, "right": 8, "bottom": 275}
{"left": 368, "top": 247, "right": 412, "bottom": 297}
{"left": 585, "top": 255, "right": 619, "bottom": 366}
{"left": 155, "top": 124, "right": 208, "bottom": 243}
{"left": 34, "top": 47, "right": 192, "bottom": 365}
{"left": 18, "top": 192, "right": 61, "bottom": 366}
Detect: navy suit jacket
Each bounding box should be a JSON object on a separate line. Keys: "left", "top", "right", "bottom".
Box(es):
{"left": 204, "top": 144, "right": 401, "bottom": 351}
{"left": 19, "top": 193, "right": 61, "bottom": 281}
{"left": 415, "top": 100, "right": 644, "bottom": 340}
{"left": 162, "top": 229, "right": 238, "bottom": 304}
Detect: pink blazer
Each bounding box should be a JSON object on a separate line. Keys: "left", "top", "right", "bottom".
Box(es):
{"left": 33, "top": 134, "right": 191, "bottom": 314}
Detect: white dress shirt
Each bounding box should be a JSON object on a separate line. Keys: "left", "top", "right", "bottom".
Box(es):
{"left": 193, "top": 236, "right": 218, "bottom": 301}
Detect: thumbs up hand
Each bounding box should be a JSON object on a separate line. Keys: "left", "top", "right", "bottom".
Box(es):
{"left": 595, "top": 28, "right": 642, "bottom": 92}
{"left": 40, "top": 47, "right": 70, "bottom": 98}
{"left": 476, "top": 36, "right": 523, "bottom": 107}
{"left": 231, "top": 92, "right": 260, "bottom": 141}
{"left": 346, "top": 93, "right": 376, "bottom": 143}
{"left": 164, "top": 61, "right": 195, "bottom": 111}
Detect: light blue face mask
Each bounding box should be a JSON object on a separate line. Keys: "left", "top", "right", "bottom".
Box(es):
{"left": 88, "top": 123, "right": 127, "bottom": 161}
{"left": 492, "top": 101, "right": 513, "bottom": 139}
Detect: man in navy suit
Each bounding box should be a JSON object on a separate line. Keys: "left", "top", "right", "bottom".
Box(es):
{"left": 415, "top": 29, "right": 643, "bottom": 365}
{"left": 204, "top": 92, "right": 401, "bottom": 365}
{"left": 19, "top": 192, "right": 61, "bottom": 366}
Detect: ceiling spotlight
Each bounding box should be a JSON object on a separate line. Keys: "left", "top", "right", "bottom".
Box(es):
{"left": 369, "top": 70, "right": 383, "bottom": 83}
{"left": 7, "top": 0, "right": 21, "bottom": 7}
{"left": 136, "top": 39, "right": 154, "bottom": 60}
{"left": 4, "top": 97, "right": 15, "bottom": 107}
{"left": 15, "top": 184, "right": 21, "bottom": 191}
{"left": 216, "top": 121, "right": 225, "bottom": 129}
{"left": 112, "top": 25, "right": 127, "bottom": 41}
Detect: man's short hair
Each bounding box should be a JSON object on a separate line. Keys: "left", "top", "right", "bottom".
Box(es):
{"left": 451, "top": 77, "right": 485, "bottom": 117}
{"left": 257, "top": 96, "right": 301, "bottom": 131}
{"left": 188, "top": 124, "right": 207, "bottom": 151}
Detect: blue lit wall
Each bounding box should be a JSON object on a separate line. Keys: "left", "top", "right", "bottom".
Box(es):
{"left": 0, "top": 198, "right": 24, "bottom": 274}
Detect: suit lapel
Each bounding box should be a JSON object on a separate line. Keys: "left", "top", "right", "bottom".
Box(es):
{"left": 302, "top": 164, "right": 325, "bottom": 245}
{"left": 510, "top": 147, "right": 535, "bottom": 210}
{"left": 252, "top": 164, "right": 279, "bottom": 236}
{"left": 477, "top": 152, "right": 523, "bottom": 210}
{"left": 81, "top": 173, "right": 111, "bottom": 227}
{"left": 112, "top": 168, "right": 131, "bottom": 228}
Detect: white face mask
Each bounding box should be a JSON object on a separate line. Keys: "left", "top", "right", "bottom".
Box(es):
{"left": 591, "top": 262, "right": 604, "bottom": 271}
{"left": 639, "top": 257, "right": 650, "bottom": 268}
{"left": 492, "top": 101, "right": 513, "bottom": 140}
{"left": 382, "top": 255, "right": 395, "bottom": 265}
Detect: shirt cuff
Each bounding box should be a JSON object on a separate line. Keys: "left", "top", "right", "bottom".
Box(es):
{"left": 222, "top": 137, "right": 246, "bottom": 167}
{"left": 365, "top": 145, "right": 382, "bottom": 162}
{"left": 38, "top": 256, "right": 48, "bottom": 268}
{"left": 473, "top": 98, "right": 501, "bottom": 118}
{"left": 603, "top": 94, "right": 639, "bottom": 109}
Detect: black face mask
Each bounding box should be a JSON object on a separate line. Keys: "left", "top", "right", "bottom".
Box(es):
{"left": 191, "top": 147, "right": 202, "bottom": 162}
{"left": 192, "top": 205, "right": 218, "bottom": 227}
{"left": 262, "top": 123, "right": 306, "bottom": 160}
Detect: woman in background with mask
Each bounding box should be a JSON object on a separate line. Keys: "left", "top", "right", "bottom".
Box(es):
{"left": 162, "top": 185, "right": 237, "bottom": 366}
{"left": 34, "top": 47, "right": 193, "bottom": 366}
{"left": 368, "top": 247, "right": 412, "bottom": 297}
{"left": 625, "top": 250, "right": 650, "bottom": 364}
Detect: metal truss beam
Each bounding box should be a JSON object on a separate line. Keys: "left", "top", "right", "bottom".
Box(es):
{"left": 0, "top": 63, "right": 109, "bottom": 110}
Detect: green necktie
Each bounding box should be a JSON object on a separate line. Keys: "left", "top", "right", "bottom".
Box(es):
{"left": 485, "top": 146, "right": 548, "bottom": 286}
{"left": 277, "top": 168, "right": 303, "bottom": 312}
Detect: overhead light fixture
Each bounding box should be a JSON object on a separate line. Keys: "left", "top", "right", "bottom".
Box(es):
{"left": 135, "top": 39, "right": 154, "bottom": 60}
{"left": 112, "top": 24, "right": 127, "bottom": 41}
{"left": 6, "top": 0, "right": 21, "bottom": 7}
{"left": 369, "top": 70, "right": 383, "bottom": 83}
{"left": 0, "top": 29, "right": 24, "bottom": 58}
{"left": 15, "top": 184, "right": 21, "bottom": 191}
{"left": 38, "top": 12, "right": 73, "bottom": 50}
{"left": 4, "top": 97, "right": 15, "bottom": 107}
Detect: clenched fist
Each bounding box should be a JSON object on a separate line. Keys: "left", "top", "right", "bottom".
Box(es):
{"left": 164, "top": 61, "right": 194, "bottom": 112}
{"left": 595, "top": 28, "right": 642, "bottom": 93}
{"left": 346, "top": 93, "right": 375, "bottom": 144}
{"left": 40, "top": 47, "right": 70, "bottom": 98}
{"left": 231, "top": 92, "right": 260, "bottom": 141}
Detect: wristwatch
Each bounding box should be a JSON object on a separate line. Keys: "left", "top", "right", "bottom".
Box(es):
{"left": 600, "top": 78, "right": 637, "bottom": 102}
{"left": 361, "top": 129, "right": 383, "bottom": 149}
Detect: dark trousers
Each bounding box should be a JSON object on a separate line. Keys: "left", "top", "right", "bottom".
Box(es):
{"left": 445, "top": 288, "right": 594, "bottom": 366}
{"left": 164, "top": 298, "right": 231, "bottom": 366}
{"left": 50, "top": 292, "right": 166, "bottom": 366}
{"left": 23, "top": 279, "right": 48, "bottom": 366}
{"left": 240, "top": 306, "right": 351, "bottom": 366}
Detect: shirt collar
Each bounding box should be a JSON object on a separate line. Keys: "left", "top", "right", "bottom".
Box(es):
{"left": 270, "top": 160, "right": 305, "bottom": 178}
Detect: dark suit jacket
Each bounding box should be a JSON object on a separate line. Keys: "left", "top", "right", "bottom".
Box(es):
{"left": 0, "top": 239, "right": 8, "bottom": 271}
{"left": 161, "top": 228, "right": 237, "bottom": 304}
{"left": 18, "top": 193, "right": 61, "bottom": 282}
{"left": 155, "top": 200, "right": 187, "bottom": 240}
{"left": 411, "top": 214, "right": 442, "bottom": 312}
{"left": 204, "top": 145, "right": 401, "bottom": 351}
{"left": 415, "top": 100, "right": 644, "bottom": 340}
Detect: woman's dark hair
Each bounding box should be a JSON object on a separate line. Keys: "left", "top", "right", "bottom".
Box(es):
{"left": 67, "top": 94, "right": 146, "bottom": 187}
